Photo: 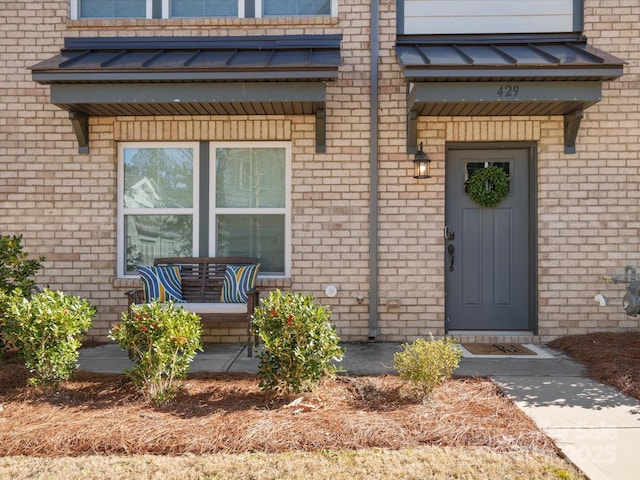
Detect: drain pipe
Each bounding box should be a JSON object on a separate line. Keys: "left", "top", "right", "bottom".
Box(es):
{"left": 368, "top": 0, "right": 380, "bottom": 341}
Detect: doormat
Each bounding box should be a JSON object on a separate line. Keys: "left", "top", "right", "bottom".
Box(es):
{"left": 463, "top": 343, "right": 536, "bottom": 356}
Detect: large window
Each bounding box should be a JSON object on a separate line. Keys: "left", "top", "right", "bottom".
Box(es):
{"left": 118, "top": 144, "right": 199, "bottom": 276}
{"left": 212, "top": 145, "right": 289, "bottom": 275}
{"left": 118, "top": 142, "right": 290, "bottom": 278}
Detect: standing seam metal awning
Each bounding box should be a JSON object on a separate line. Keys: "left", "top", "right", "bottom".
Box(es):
{"left": 396, "top": 33, "right": 625, "bottom": 153}
{"left": 31, "top": 35, "right": 343, "bottom": 153}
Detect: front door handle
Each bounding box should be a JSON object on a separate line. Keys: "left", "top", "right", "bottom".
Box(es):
{"left": 448, "top": 244, "right": 455, "bottom": 272}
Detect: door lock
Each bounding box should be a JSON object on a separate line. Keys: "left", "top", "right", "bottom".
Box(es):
{"left": 444, "top": 226, "right": 455, "bottom": 241}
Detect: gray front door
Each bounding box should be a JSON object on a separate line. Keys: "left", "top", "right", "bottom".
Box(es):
{"left": 445, "top": 147, "right": 531, "bottom": 331}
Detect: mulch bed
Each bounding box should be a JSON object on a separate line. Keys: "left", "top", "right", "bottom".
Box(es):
{"left": 3, "top": 331, "right": 637, "bottom": 458}
{"left": 549, "top": 331, "right": 640, "bottom": 401}
{"left": 0, "top": 361, "right": 555, "bottom": 457}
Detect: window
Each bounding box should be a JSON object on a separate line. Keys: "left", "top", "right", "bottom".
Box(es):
{"left": 170, "top": 0, "right": 238, "bottom": 18}
{"left": 118, "top": 144, "right": 199, "bottom": 276}
{"left": 118, "top": 142, "right": 290, "bottom": 278}
{"left": 72, "top": 0, "right": 336, "bottom": 19}
{"left": 261, "top": 0, "right": 330, "bottom": 16}
{"left": 76, "top": 0, "right": 148, "bottom": 18}
{"left": 403, "top": 0, "right": 577, "bottom": 35}
{"left": 212, "top": 144, "right": 290, "bottom": 275}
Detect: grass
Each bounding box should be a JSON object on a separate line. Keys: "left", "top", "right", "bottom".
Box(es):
{"left": 0, "top": 448, "right": 581, "bottom": 480}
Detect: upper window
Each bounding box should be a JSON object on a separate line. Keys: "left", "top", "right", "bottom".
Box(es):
{"left": 262, "top": 0, "right": 330, "bottom": 17}
{"left": 71, "top": 0, "right": 336, "bottom": 19}
{"left": 77, "top": 0, "right": 147, "bottom": 18}
{"left": 118, "top": 142, "right": 290, "bottom": 278}
{"left": 170, "top": 0, "right": 238, "bottom": 18}
{"left": 402, "top": 0, "right": 578, "bottom": 35}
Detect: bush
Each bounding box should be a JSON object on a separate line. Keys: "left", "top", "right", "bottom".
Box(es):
{"left": 0, "top": 234, "right": 44, "bottom": 295}
{"left": 1, "top": 288, "right": 94, "bottom": 389}
{"left": 252, "top": 289, "right": 345, "bottom": 394}
{"left": 393, "top": 334, "right": 462, "bottom": 402}
{"left": 0, "top": 234, "right": 44, "bottom": 354}
{"left": 109, "top": 301, "right": 203, "bottom": 404}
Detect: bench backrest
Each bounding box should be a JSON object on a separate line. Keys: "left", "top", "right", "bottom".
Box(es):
{"left": 154, "top": 257, "right": 258, "bottom": 303}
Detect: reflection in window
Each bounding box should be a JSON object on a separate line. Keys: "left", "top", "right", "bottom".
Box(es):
{"left": 79, "top": 0, "right": 146, "bottom": 18}
{"left": 121, "top": 146, "right": 196, "bottom": 275}
{"left": 125, "top": 215, "right": 194, "bottom": 273}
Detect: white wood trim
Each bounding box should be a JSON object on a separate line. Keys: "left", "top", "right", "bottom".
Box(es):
{"left": 70, "top": 0, "right": 78, "bottom": 20}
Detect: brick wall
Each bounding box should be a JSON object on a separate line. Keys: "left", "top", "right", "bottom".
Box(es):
{"left": 0, "top": 1, "right": 638, "bottom": 345}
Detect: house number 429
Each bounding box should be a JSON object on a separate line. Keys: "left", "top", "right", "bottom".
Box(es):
{"left": 497, "top": 85, "right": 520, "bottom": 98}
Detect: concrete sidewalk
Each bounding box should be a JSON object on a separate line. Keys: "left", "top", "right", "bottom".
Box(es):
{"left": 79, "top": 342, "right": 640, "bottom": 480}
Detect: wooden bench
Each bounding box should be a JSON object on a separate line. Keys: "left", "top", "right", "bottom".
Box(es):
{"left": 126, "top": 257, "right": 260, "bottom": 356}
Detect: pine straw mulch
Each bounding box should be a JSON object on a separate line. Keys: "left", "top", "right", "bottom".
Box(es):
{"left": 549, "top": 331, "right": 640, "bottom": 401}
{"left": 0, "top": 359, "right": 556, "bottom": 458}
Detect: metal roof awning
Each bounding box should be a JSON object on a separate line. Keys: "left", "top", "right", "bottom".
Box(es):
{"left": 31, "top": 35, "right": 342, "bottom": 153}
{"left": 396, "top": 33, "right": 625, "bottom": 153}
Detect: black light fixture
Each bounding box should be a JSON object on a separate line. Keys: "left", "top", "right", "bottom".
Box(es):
{"left": 413, "top": 142, "right": 431, "bottom": 179}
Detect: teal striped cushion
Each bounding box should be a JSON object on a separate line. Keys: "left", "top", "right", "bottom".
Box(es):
{"left": 138, "top": 265, "right": 184, "bottom": 303}
{"left": 221, "top": 264, "right": 260, "bottom": 303}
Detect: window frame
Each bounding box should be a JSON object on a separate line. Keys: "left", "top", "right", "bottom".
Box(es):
{"left": 209, "top": 141, "right": 291, "bottom": 278}
{"left": 117, "top": 142, "right": 201, "bottom": 278}
{"left": 117, "top": 141, "right": 291, "bottom": 279}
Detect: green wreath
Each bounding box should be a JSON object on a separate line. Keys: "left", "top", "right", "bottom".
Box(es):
{"left": 466, "top": 166, "right": 510, "bottom": 208}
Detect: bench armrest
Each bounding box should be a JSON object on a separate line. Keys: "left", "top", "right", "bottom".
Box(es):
{"left": 125, "top": 289, "right": 144, "bottom": 306}
{"left": 246, "top": 288, "right": 260, "bottom": 313}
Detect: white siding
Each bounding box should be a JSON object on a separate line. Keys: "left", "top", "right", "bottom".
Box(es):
{"left": 404, "top": 0, "right": 574, "bottom": 35}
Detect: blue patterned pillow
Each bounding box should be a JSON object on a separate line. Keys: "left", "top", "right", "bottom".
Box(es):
{"left": 138, "top": 265, "right": 185, "bottom": 303}
{"left": 221, "top": 264, "right": 260, "bottom": 303}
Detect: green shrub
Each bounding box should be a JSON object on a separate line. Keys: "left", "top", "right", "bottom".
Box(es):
{"left": 1, "top": 288, "right": 94, "bottom": 389}
{"left": 109, "top": 301, "right": 203, "bottom": 404}
{"left": 0, "top": 234, "right": 44, "bottom": 295}
{"left": 393, "top": 335, "right": 462, "bottom": 402}
{"left": 252, "top": 289, "right": 345, "bottom": 394}
{"left": 0, "top": 234, "right": 44, "bottom": 354}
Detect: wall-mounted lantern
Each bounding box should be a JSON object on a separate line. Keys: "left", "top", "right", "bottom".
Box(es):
{"left": 413, "top": 142, "right": 431, "bottom": 179}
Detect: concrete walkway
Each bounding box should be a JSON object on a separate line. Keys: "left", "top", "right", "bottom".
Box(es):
{"left": 79, "top": 343, "right": 640, "bottom": 480}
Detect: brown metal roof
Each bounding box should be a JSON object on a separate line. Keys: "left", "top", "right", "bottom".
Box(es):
{"left": 396, "top": 33, "right": 625, "bottom": 82}
{"left": 32, "top": 35, "right": 342, "bottom": 84}
{"left": 397, "top": 34, "right": 625, "bottom": 119}
{"left": 30, "top": 35, "right": 341, "bottom": 117}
